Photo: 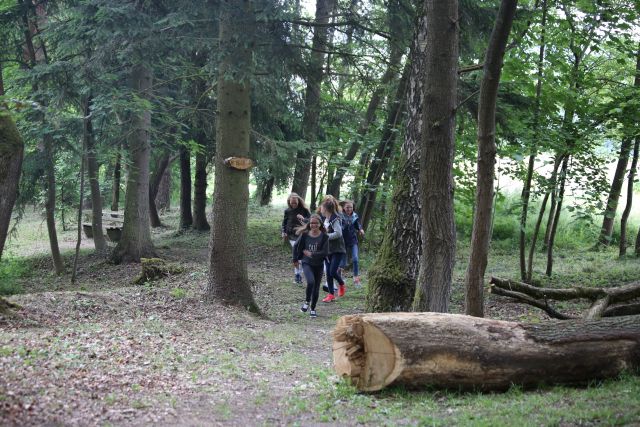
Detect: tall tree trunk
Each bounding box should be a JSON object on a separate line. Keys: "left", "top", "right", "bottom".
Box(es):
{"left": 526, "top": 154, "right": 563, "bottom": 281}
{"left": 155, "top": 166, "right": 171, "bottom": 211}
{"left": 290, "top": 0, "right": 336, "bottom": 200}
{"left": 546, "top": 155, "right": 569, "bottom": 276}
{"left": 72, "top": 141, "right": 86, "bottom": 284}
{"left": 149, "top": 151, "right": 171, "bottom": 228}
{"left": 620, "top": 45, "right": 640, "bottom": 256}
{"left": 111, "top": 147, "right": 121, "bottom": 211}
{"left": 413, "top": 0, "right": 458, "bottom": 313}
{"left": 193, "top": 147, "right": 210, "bottom": 231}
{"left": 598, "top": 138, "right": 633, "bottom": 246}
{"left": 179, "top": 145, "right": 193, "bottom": 229}
{"left": 44, "top": 133, "right": 64, "bottom": 274}
{"left": 206, "top": 0, "right": 258, "bottom": 311}
{"left": 366, "top": 9, "right": 427, "bottom": 313}
{"left": 326, "top": 0, "right": 406, "bottom": 198}
{"left": 620, "top": 137, "right": 639, "bottom": 257}
{"left": 258, "top": 174, "right": 274, "bottom": 206}
{"left": 111, "top": 64, "right": 156, "bottom": 264}
{"left": 310, "top": 155, "right": 317, "bottom": 209}
{"left": 0, "top": 113, "right": 24, "bottom": 262}
{"left": 520, "top": 0, "right": 547, "bottom": 281}
{"left": 83, "top": 96, "right": 107, "bottom": 252}
{"left": 358, "top": 60, "right": 410, "bottom": 232}
{"left": 464, "top": 0, "right": 518, "bottom": 318}
{"left": 21, "top": 0, "right": 63, "bottom": 273}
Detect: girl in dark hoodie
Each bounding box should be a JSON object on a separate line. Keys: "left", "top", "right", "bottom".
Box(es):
{"left": 281, "top": 193, "right": 311, "bottom": 284}
{"left": 293, "top": 214, "right": 328, "bottom": 317}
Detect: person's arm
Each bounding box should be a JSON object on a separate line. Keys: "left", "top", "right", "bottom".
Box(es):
{"left": 327, "top": 217, "right": 343, "bottom": 240}
{"left": 354, "top": 216, "right": 365, "bottom": 237}
{"left": 281, "top": 210, "right": 289, "bottom": 238}
{"left": 293, "top": 234, "right": 304, "bottom": 262}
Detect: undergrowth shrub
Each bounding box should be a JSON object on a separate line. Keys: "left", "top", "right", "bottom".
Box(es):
{"left": 0, "top": 255, "right": 27, "bottom": 295}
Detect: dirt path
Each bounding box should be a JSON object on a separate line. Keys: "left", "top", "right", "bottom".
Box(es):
{"left": 0, "top": 226, "right": 372, "bottom": 426}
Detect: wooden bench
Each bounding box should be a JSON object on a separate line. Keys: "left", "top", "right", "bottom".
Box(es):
{"left": 83, "top": 211, "right": 125, "bottom": 242}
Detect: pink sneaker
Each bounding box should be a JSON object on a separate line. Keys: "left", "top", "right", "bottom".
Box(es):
{"left": 338, "top": 284, "right": 346, "bottom": 297}
{"left": 354, "top": 276, "right": 361, "bottom": 288}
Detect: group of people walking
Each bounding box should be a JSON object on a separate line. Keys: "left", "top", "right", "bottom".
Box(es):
{"left": 281, "top": 193, "right": 364, "bottom": 318}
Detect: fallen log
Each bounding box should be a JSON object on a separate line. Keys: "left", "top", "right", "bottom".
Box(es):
{"left": 489, "top": 277, "right": 640, "bottom": 319}
{"left": 332, "top": 312, "right": 640, "bottom": 392}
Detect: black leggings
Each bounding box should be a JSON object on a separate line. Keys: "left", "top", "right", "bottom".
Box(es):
{"left": 302, "top": 263, "right": 324, "bottom": 310}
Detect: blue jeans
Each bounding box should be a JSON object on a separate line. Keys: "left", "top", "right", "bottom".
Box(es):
{"left": 325, "top": 253, "right": 345, "bottom": 294}
{"left": 340, "top": 244, "right": 360, "bottom": 277}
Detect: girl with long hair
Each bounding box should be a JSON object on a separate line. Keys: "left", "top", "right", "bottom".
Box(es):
{"left": 293, "top": 214, "right": 328, "bottom": 317}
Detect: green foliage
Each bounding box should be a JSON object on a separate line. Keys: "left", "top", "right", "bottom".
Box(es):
{"left": 0, "top": 255, "right": 27, "bottom": 295}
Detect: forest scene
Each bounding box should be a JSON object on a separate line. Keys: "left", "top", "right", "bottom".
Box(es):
{"left": 1, "top": 0, "right": 640, "bottom": 425}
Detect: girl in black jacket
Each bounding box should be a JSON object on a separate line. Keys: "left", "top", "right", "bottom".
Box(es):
{"left": 281, "top": 193, "right": 311, "bottom": 284}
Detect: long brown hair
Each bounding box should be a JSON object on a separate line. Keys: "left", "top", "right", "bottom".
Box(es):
{"left": 287, "top": 192, "right": 308, "bottom": 211}
{"left": 295, "top": 213, "right": 325, "bottom": 236}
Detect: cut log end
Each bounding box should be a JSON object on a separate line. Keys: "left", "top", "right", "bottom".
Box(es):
{"left": 332, "top": 315, "right": 400, "bottom": 392}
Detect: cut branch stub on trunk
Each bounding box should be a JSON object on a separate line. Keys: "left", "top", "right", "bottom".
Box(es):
{"left": 490, "top": 277, "right": 640, "bottom": 319}
{"left": 333, "top": 312, "right": 640, "bottom": 392}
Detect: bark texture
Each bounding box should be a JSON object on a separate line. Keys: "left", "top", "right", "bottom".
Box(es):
{"left": 193, "top": 146, "right": 210, "bottom": 231}
{"left": 84, "top": 96, "right": 107, "bottom": 252}
{"left": 465, "top": 0, "right": 518, "bottom": 317}
{"left": 598, "top": 138, "right": 632, "bottom": 246}
{"left": 620, "top": 137, "right": 639, "bottom": 256}
{"left": 179, "top": 145, "right": 193, "bottom": 229}
{"left": 0, "top": 114, "right": 24, "bottom": 262}
{"left": 205, "top": 0, "right": 258, "bottom": 311}
{"left": 290, "top": 0, "right": 336, "bottom": 199}
{"left": 111, "top": 148, "right": 121, "bottom": 211}
{"left": 149, "top": 151, "right": 171, "bottom": 228}
{"left": 366, "top": 11, "right": 426, "bottom": 313}
{"left": 490, "top": 277, "right": 640, "bottom": 319}
{"left": 333, "top": 312, "right": 640, "bottom": 392}
{"left": 111, "top": 65, "right": 157, "bottom": 263}
{"left": 414, "top": 0, "right": 458, "bottom": 313}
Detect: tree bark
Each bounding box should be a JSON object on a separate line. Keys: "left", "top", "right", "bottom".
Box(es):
{"left": 72, "top": 141, "right": 86, "bottom": 284}
{"left": 111, "top": 64, "right": 157, "bottom": 264}
{"left": 490, "top": 276, "right": 640, "bottom": 319}
{"left": 357, "top": 60, "right": 410, "bottom": 232}
{"left": 413, "top": 0, "right": 458, "bottom": 313}
{"left": 598, "top": 138, "right": 633, "bottom": 246}
{"left": 290, "top": 0, "right": 336, "bottom": 199}
{"left": 520, "top": 0, "right": 547, "bottom": 281}
{"left": 333, "top": 312, "right": 640, "bottom": 392}
{"left": 83, "top": 96, "right": 107, "bottom": 252}
{"left": 620, "top": 138, "right": 639, "bottom": 257}
{"left": 44, "top": 133, "right": 65, "bottom": 274}
{"left": 464, "top": 0, "right": 518, "bottom": 318}
{"left": 179, "top": 145, "right": 193, "bottom": 229}
{"left": 527, "top": 154, "right": 563, "bottom": 281}
{"left": 193, "top": 146, "right": 210, "bottom": 231}
{"left": 365, "top": 11, "right": 426, "bottom": 313}
{"left": 326, "top": 0, "right": 406, "bottom": 199}
{"left": 258, "top": 174, "right": 274, "bottom": 206}
{"left": 149, "top": 151, "right": 171, "bottom": 228}
{"left": 111, "top": 147, "right": 121, "bottom": 211}
{"left": 546, "top": 155, "right": 569, "bottom": 276}
{"left": 155, "top": 165, "right": 171, "bottom": 211}
{"left": 0, "top": 113, "right": 24, "bottom": 262}
{"left": 205, "top": 0, "right": 258, "bottom": 311}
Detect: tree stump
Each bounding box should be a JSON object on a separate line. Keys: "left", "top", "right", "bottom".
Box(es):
{"left": 333, "top": 312, "right": 640, "bottom": 392}
{"left": 133, "top": 258, "right": 183, "bottom": 285}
